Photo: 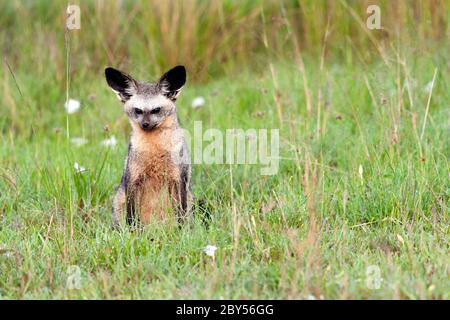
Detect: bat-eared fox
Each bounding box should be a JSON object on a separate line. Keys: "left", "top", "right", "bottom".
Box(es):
{"left": 105, "top": 66, "right": 192, "bottom": 227}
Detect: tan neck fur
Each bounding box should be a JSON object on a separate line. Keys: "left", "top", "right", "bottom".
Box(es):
{"left": 130, "top": 115, "right": 178, "bottom": 155}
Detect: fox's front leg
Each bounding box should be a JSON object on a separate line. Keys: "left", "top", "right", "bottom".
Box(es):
{"left": 170, "top": 183, "right": 184, "bottom": 224}
{"left": 112, "top": 185, "right": 139, "bottom": 227}
{"left": 113, "top": 145, "right": 138, "bottom": 228}
{"left": 112, "top": 185, "right": 126, "bottom": 227}
{"left": 171, "top": 166, "right": 192, "bottom": 224}
{"left": 113, "top": 161, "right": 134, "bottom": 227}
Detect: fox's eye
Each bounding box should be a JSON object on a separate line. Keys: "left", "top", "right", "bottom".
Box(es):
{"left": 134, "top": 108, "right": 143, "bottom": 115}
{"left": 151, "top": 107, "right": 161, "bottom": 114}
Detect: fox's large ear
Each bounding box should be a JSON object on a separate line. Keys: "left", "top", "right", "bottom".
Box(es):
{"left": 158, "top": 65, "right": 186, "bottom": 101}
{"left": 105, "top": 67, "right": 137, "bottom": 102}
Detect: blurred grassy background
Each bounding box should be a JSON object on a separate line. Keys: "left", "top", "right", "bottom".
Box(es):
{"left": 1, "top": 0, "right": 448, "bottom": 81}
{"left": 1, "top": 0, "right": 448, "bottom": 135}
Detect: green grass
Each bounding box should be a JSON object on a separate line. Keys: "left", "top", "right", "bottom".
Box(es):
{"left": 0, "top": 1, "right": 449, "bottom": 299}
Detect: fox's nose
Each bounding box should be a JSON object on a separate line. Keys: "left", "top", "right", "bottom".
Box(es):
{"left": 142, "top": 122, "right": 150, "bottom": 129}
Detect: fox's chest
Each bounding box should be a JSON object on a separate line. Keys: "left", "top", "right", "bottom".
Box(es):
{"left": 129, "top": 149, "right": 180, "bottom": 187}
{"left": 125, "top": 127, "right": 185, "bottom": 222}
{"left": 128, "top": 127, "right": 183, "bottom": 185}
{"left": 127, "top": 149, "right": 180, "bottom": 223}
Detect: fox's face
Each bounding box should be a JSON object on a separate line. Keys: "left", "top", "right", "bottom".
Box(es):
{"left": 105, "top": 66, "right": 186, "bottom": 131}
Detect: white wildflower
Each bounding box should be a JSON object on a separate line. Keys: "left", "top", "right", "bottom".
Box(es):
{"left": 358, "top": 164, "right": 363, "bottom": 181}
{"left": 65, "top": 99, "right": 80, "bottom": 114}
{"left": 424, "top": 81, "right": 434, "bottom": 94}
{"left": 191, "top": 96, "right": 205, "bottom": 109}
{"left": 74, "top": 162, "right": 86, "bottom": 173}
{"left": 102, "top": 135, "right": 117, "bottom": 147}
{"left": 0, "top": 246, "right": 13, "bottom": 259}
{"left": 403, "top": 78, "right": 417, "bottom": 90}
{"left": 203, "top": 245, "right": 217, "bottom": 257}
{"left": 306, "top": 294, "right": 324, "bottom": 300}
{"left": 70, "top": 137, "right": 88, "bottom": 146}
